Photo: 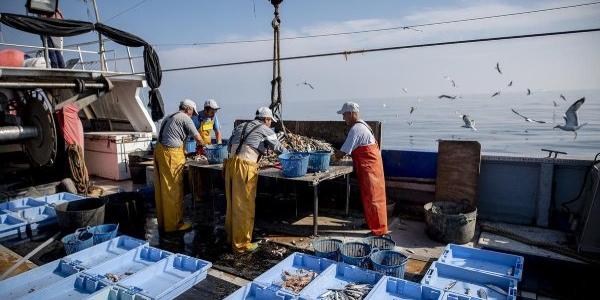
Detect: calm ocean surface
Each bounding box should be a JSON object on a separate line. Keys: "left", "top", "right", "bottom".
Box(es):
{"left": 211, "top": 89, "right": 600, "bottom": 159}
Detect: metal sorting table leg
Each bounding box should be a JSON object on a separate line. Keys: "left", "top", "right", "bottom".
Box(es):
{"left": 345, "top": 174, "right": 350, "bottom": 216}
{"left": 313, "top": 183, "right": 319, "bottom": 236}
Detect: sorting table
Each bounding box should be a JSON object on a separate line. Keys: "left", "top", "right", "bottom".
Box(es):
{"left": 187, "top": 160, "right": 353, "bottom": 235}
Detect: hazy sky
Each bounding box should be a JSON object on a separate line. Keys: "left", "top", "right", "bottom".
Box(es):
{"left": 2, "top": 0, "right": 600, "bottom": 114}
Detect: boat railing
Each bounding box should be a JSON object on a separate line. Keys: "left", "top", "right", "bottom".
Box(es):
{"left": 0, "top": 38, "right": 140, "bottom": 74}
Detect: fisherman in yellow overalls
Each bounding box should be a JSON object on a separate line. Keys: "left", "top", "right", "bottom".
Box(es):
{"left": 154, "top": 99, "right": 205, "bottom": 232}
{"left": 193, "top": 99, "right": 222, "bottom": 147}
{"left": 225, "top": 107, "right": 288, "bottom": 253}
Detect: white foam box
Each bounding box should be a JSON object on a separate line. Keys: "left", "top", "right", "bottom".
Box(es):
{"left": 84, "top": 132, "right": 153, "bottom": 181}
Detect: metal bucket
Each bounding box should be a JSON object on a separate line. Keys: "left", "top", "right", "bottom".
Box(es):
{"left": 424, "top": 201, "right": 477, "bottom": 244}
{"left": 55, "top": 198, "right": 106, "bottom": 233}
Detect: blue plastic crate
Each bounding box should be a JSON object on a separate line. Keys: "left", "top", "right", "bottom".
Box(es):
{"left": 254, "top": 252, "right": 335, "bottom": 294}
{"left": 0, "top": 197, "right": 46, "bottom": 212}
{"left": 298, "top": 262, "right": 383, "bottom": 300}
{"left": 0, "top": 256, "right": 86, "bottom": 299}
{"left": 37, "top": 192, "right": 84, "bottom": 205}
{"left": 0, "top": 212, "right": 27, "bottom": 239}
{"left": 365, "top": 276, "right": 442, "bottom": 300}
{"left": 421, "top": 262, "right": 517, "bottom": 300}
{"left": 106, "top": 254, "right": 212, "bottom": 300}
{"left": 18, "top": 205, "right": 57, "bottom": 225}
{"left": 0, "top": 235, "right": 147, "bottom": 299}
{"left": 21, "top": 272, "right": 113, "bottom": 300}
{"left": 438, "top": 244, "right": 524, "bottom": 282}
{"left": 85, "top": 245, "right": 171, "bottom": 284}
{"left": 225, "top": 282, "right": 298, "bottom": 300}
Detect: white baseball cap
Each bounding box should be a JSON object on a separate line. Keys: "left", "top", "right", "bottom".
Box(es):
{"left": 256, "top": 107, "right": 278, "bottom": 122}
{"left": 337, "top": 101, "right": 360, "bottom": 114}
{"left": 204, "top": 99, "right": 220, "bottom": 110}
{"left": 180, "top": 99, "right": 198, "bottom": 115}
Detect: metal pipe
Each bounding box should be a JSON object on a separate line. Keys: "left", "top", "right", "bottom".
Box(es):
{"left": 42, "top": 35, "right": 51, "bottom": 69}
{"left": 0, "top": 82, "right": 106, "bottom": 89}
{"left": 126, "top": 47, "right": 135, "bottom": 73}
{"left": 92, "top": 0, "right": 108, "bottom": 71}
{"left": 0, "top": 126, "right": 39, "bottom": 143}
{"left": 77, "top": 46, "right": 86, "bottom": 70}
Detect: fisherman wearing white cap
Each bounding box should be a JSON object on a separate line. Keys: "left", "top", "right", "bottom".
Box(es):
{"left": 224, "top": 106, "right": 288, "bottom": 253}
{"left": 333, "top": 101, "right": 388, "bottom": 236}
{"left": 154, "top": 99, "right": 205, "bottom": 233}
{"left": 192, "top": 99, "right": 223, "bottom": 147}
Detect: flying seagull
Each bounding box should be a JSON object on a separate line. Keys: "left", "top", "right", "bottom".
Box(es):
{"left": 507, "top": 81, "right": 513, "bottom": 87}
{"left": 560, "top": 94, "right": 567, "bottom": 101}
{"left": 401, "top": 88, "right": 408, "bottom": 93}
{"left": 491, "top": 91, "right": 501, "bottom": 98}
{"left": 407, "top": 121, "right": 413, "bottom": 126}
{"left": 527, "top": 88, "right": 531, "bottom": 96}
{"left": 554, "top": 97, "right": 587, "bottom": 139}
{"left": 460, "top": 114, "right": 477, "bottom": 131}
{"left": 495, "top": 62, "right": 502, "bottom": 74}
{"left": 296, "top": 81, "right": 314, "bottom": 89}
{"left": 438, "top": 95, "right": 457, "bottom": 100}
{"left": 444, "top": 76, "right": 456, "bottom": 87}
{"left": 409, "top": 106, "right": 415, "bottom": 114}
{"left": 511, "top": 108, "right": 546, "bottom": 123}
{"left": 553, "top": 101, "right": 559, "bottom": 107}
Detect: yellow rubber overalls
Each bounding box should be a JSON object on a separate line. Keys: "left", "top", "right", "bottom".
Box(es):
{"left": 224, "top": 122, "right": 261, "bottom": 252}
{"left": 154, "top": 113, "right": 187, "bottom": 232}
{"left": 198, "top": 117, "right": 215, "bottom": 145}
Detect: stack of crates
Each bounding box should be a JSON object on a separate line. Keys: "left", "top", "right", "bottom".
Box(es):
{"left": 0, "top": 192, "right": 84, "bottom": 240}
{"left": 0, "top": 235, "right": 212, "bottom": 300}
{"left": 421, "top": 244, "right": 524, "bottom": 300}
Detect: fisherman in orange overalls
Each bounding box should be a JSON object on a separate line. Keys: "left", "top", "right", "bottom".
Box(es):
{"left": 332, "top": 102, "right": 388, "bottom": 236}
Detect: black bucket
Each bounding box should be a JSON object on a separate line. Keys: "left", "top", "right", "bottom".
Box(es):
{"left": 101, "top": 192, "right": 145, "bottom": 235}
{"left": 55, "top": 198, "right": 106, "bottom": 233}
{"left": 424, "top": 201, "right": 477, "bottom": 244}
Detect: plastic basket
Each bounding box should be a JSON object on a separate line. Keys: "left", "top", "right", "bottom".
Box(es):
{"left": 339, "top": 242, "right": 374, "bottom": 268}
{"left": 204, "top": 144, "right": 228, "bottom": 164}
{"left": 278, "top": 152, "right": 309, "bottom": 177}
{"left": 363, "top": 235, "right": 396, "bottom": 250}
{"left": 370, "top": 250, "right": 408, "bottom": 278}
{"left": 185, "top": 140, "right": 196, "bottom": 154}
{"left": 62, "top": 227, "right": 94, "bottom": 255}
{"left": 308, "top": 150, "right": 332, "bottom": 172}
{"left": 312, "top": 238, "right": 343, "bottom": 261}
{"left": 90, "top": 224, "right": 119, "bottom": 245}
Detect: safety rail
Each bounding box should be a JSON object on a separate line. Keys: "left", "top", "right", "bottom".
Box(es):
{"left": 0, "top": 40, "right": 140, "bottom": 73}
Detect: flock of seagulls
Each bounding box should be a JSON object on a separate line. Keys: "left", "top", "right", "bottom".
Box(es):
{"left": 445, "top": 62, "right": 589, "bottom": 139}
{"left": 297, "top": 61, "right": 589, "bottom": 140}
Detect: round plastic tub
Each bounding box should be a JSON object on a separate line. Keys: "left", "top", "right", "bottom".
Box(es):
{"left": 90, "top": 224, "right": 119, "bottom": 245}
{"left": 61, "top": 228, "right": 94, "bottom": 255}
{"left": 308, "top": 151, "right": 332, "bottom": 172}
{"left": 278, "top": 152, "right": 309, "bottom": 177}
{"left": 204, "top": 144, "right": 228, "bottom": 164}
